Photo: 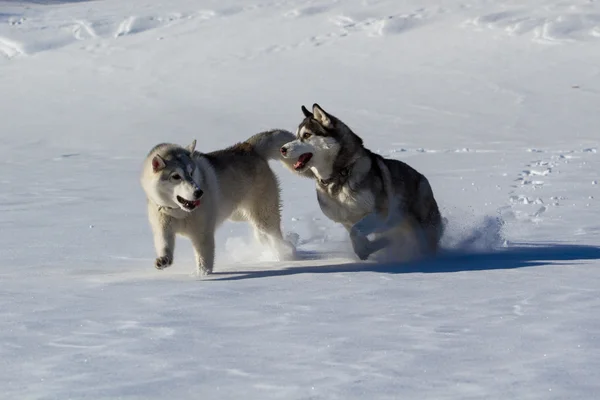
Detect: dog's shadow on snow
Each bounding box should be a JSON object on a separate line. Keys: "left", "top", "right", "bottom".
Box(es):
{"left": 210, "top": 244, "right": 600, "bottom": 281}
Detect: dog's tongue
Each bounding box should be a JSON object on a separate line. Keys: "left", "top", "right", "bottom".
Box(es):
{"left": 193, "top": 200, "right": 201, "bottom": 207}
{"left": 294, "top": 153, "right": 312, "bottom": 169}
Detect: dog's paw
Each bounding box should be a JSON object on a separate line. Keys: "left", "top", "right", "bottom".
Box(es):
{"left": 155, "top": 255, "right": 173, "bottom": 270}
{"left": 352, "top": 236, "right": 391, "bottom": 260}
{"left": 198, "top": 266, "right": 213, "bottom": 277}
{"left": 351, "top": 237, "right": 373, "bottom": 260}
{"left": 352, "top": 213, "right": 385, "bottom": 237}
{"left": 275, "top": 240, "right": 297, "bottom": 261}
{"left": 354, "top": 248, "right": 371, "bottom": 261}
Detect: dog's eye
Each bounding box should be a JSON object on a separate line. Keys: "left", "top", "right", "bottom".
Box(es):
{"left": 171, "top": 174, "right": 181, "bottom": 181}
{"left": 303, "top": 132, "right": 312, "bottom": 140}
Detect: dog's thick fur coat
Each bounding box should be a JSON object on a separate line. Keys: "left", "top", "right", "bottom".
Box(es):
{"left": 141, "top": 130, "right": 297, "bottom": 275}
{"left": 281, "top": 104, "right": 443, "bottom": 260}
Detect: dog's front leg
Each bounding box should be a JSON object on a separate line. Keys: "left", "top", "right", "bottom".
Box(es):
{"left": 346, "top": 223, "right": 390, "bottom": 261}
{"left": 351, "top": 209, "right": 403, "bottom": 238}
{"left": 191, "top": 233, "right": 215, "bottom": 276}
{"left": 349, "top": 228, "right": 373, "bottom": 260}
{"left": 151, "top": 218, "right": 176, "bottom": 270}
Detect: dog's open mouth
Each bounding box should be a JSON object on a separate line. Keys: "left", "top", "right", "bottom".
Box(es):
{"left": 294, "top": 153, "right": 313, "bottom": 170}
{"left": 177, "top": 196, "right": 201, "bottom": 211}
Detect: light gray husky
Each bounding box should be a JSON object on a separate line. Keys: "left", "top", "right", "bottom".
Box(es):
{"left": 280, "top": 104, "right": 443, "bottom": 261}
{"left": 141, "top": 130, "right": 298, "bottom": 276}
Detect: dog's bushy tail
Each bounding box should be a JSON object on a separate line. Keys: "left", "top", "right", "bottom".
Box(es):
{"left": 245, "top": 129, "right": 313, "bottom": 178}
{"left": 245, "top": 129, "right": 296, "bottom": 161}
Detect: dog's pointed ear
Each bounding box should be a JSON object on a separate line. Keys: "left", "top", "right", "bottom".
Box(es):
{"left": 151, "top": 154, "right": 166, "bottom": 172}
{"left": 301, "top": 105, "right": 313, "bottom": 118}
{"left": 186, "top": 139, "right": 197, "bottom": 154}
{"left": 312, "top": 103, "right": 332, "bottom": 127}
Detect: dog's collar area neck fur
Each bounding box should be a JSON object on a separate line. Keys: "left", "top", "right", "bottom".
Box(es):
{"left": 157, "top": 204, "right": 188, "bottom": 219}
{"left": 319, "top": 165, "right": 350, "bottom": 186}
{"left": 319, "top": 152, "right": 367, "bottom": 186}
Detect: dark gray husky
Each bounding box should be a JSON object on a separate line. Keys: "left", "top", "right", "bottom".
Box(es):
{"left": 280, "top": 104, "right": 443, "bottom": 261}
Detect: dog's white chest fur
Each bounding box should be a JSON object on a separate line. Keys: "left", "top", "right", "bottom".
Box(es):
{"left": 317, "top": 184, "right": 376, "bottom": 225}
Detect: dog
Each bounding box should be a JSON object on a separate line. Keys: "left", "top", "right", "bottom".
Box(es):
{"left": 141, "top": 129, "right": 298, "bottom": 276}
{"left": 280, "top": 104, "right": 443, "bottom": 261}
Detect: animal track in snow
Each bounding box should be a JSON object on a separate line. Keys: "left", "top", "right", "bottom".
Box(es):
{"left": 239, "top": 9, "right": 432, "bottom": 61}
{"left": 504, "top": 146, "right": 599, "bottom": 225}
{"left": 521, "top": 168, "right": 552, "bottom": 177}
{"left": 113, "top": 12, "right": 199, "bottom": 38}
{"left": 115, "top": 320, "right": 176, "bottom": 339}
{"left": 509, "top": 195, "right": 544, "bottom": 205}
{"left": 0, "top": 37, "right": 24, "bottom": 58}
{"left": 0, "top": 11, "right": 207, "bottom": 58}
{"left": 330, "top": 12, "right": 425, "bottom": 38}
{"left": 71, "top": 20, "right": 98, "bottom": 40}
{"left": 512, "top": 160, "right": 556, "bottom": 188}
{"left": 284, "top": 6, "right": 329, "bottom": 19}
{"left": 512, "top": 296, "right": 533, "bottom": 317}
{"left": 383, "top": 147, "right": 499, "bottom": 157}
{"left": 503, "top": 152, "right": 560, "bottom": 223}
{"left": 464, "top": 9, "right": 600, "bottom": 43}
{"left": 115, "top": 16, "right": 159, "bottom": 38}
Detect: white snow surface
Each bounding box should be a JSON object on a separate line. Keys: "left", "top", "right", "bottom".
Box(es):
{"left": 1, "top": 0, "right": 600, "bottom": 398}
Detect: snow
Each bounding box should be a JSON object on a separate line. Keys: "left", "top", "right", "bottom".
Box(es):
{"left": 1, "top": 0, "right": 600, "bottom": 398}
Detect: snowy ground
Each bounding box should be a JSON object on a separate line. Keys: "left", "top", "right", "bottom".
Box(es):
{"left": 1, "top": 0, "right": 600, "bottom": 398}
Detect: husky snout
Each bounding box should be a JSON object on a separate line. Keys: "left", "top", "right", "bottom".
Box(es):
{"left": 280, "top": 140, "right": 304, "bottom": 158}
{"left": 281, "top": 140, "right": 306, "bottom": 157}
{"left": 174, "top": 178, "right": 204, "bottom": 211}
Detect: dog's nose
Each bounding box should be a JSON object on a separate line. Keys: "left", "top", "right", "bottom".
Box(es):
{"left": 280, "top": 146, "right": 287, "bottom": 156}
{"left": 193, "top": 189, "right": 204, "bottom": 199}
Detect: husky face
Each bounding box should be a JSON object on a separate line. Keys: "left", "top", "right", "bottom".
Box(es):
{"left": 145, "top": 141, "right": 205, "bottom": 212}
{"left": 280, "top": 104, "right": 341, "bottom": 181}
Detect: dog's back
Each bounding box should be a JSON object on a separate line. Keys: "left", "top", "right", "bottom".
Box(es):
{"left": 380, "top": 155, "right": 443, "bottom": 252}
{"left": 202, "top": 142, "right": 264, "bottom": 176}
{"left": 199, "top": 140, "right": 278, "bottom": 213}
{"left": 200, "top": 129, "right": 297, "bottom": 200}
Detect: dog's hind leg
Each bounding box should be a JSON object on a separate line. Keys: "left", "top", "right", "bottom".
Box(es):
{"left": 245, "top": 203, "right": 296, "bottom": 261}
{"left": 248, "top": 209, "right": 296, "bottom": 261}
{"left": 351, "top": 158, "right": 405, "bottom": 238}
{"left": 253, "top": 228, "right": 271, "bottom": 247}
{"left": 422, "top": 222, "right": 443, "bottom": 255}
{"left": 245, "top": 168, "right": 297, "bottom": 261}
{"left": 230, "top": 209, "right": 273, "bottom": 251}
{"left": 416, "top": 177, "right": 443, "bottom": 255}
